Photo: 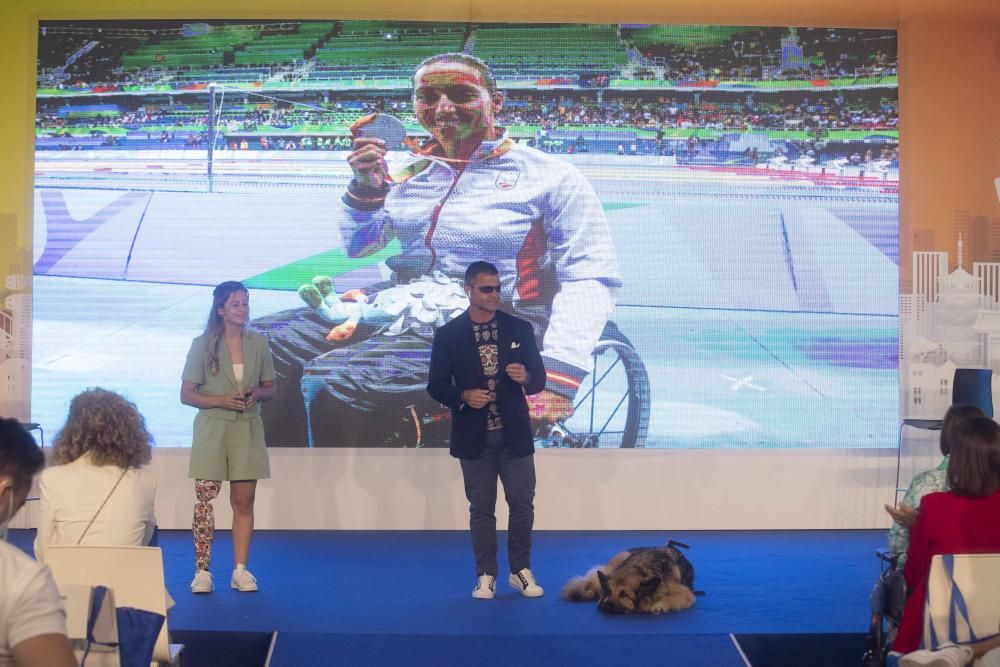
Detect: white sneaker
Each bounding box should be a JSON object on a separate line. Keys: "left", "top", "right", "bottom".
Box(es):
{"left": 190, "top": 570, "right": 214, "bottom": 593}
{"left": 508, "top": 568, "right": 544, "bottom": 597}
{"left": 231, "top": 565, "right": 258, "bottom": 592}
{"left": 900, "top": 643, "right": 975, "bottom": 667}
{"left": 472, "top": 574, "right": 496, "bottom": 599}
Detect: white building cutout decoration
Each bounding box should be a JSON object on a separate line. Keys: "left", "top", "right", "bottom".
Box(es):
{"left": 902, "top": 238, "right": 1000, "bottom": 418}
{"left": 0, "top": 273, "right": 31, "bottom": 421}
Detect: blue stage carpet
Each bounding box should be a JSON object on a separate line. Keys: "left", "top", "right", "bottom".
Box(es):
{"left": 10, "top": 529, "right": 884, "bottom": 666}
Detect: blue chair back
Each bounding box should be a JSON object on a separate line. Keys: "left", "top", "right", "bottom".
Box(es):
{"left": 952, "top": 368, "right": 994, "bottom": 418}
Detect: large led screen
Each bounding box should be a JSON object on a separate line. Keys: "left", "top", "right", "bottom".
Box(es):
{"left": 32, "top": 21, "right": 899, "bottom": 448}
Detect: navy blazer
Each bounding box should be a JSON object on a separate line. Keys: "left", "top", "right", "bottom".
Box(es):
{"left": 427, "top": 309, "right": 546, "bottom": 459}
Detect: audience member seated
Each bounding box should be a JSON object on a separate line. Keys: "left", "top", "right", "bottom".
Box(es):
{"left": 894, "top": 416, "right": 1000, "bottom": 654}
{"left": 886, "top": 404, "right": 986, "bottom": 568}
{"left": 0, "top": 417, "right": 76, "bottom": 667}
{"left": 34, "top": 388, "right": 156, "bottom": 563}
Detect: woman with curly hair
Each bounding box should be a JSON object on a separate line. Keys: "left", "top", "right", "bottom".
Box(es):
{"left": 181, "top": 281, "right": 275, "bottom": 594}
{"left": 33, "top": 388, "right": 157, "bottom": 563}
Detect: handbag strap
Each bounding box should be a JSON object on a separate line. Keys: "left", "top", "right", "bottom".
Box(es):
{"left": 77, "top": 468, "right": 128, "bottom": 546}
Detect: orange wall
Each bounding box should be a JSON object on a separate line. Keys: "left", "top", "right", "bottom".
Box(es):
{"left": 898, "top": 15, "right": 1000, "bottom": 284}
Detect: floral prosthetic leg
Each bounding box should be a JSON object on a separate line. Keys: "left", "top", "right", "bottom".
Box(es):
{"left": 193, "top": 480, "right": 222, "bottom": 571}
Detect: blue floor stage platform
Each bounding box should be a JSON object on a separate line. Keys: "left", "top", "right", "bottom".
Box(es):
{"left": 10, "top": 529, "right": 883, "bottom": 666}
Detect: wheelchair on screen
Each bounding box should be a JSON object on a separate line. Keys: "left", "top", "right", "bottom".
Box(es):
{"left": 383, "top": 321, "right": 651, "bottom": 450}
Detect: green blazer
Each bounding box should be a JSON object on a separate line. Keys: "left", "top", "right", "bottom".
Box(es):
{"left": 182, "top": 330, "right": 276, "bottom": 423}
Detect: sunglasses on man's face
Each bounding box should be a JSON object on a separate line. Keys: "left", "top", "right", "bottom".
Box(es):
{"left": 469, "top": 285, "right": 500, "bottom": 294}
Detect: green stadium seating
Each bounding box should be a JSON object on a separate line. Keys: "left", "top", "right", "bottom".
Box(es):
{"left": 307, "top": 22, "right": 465, "bottom": 79}
{"left": 472, "top": 24, "right": 628, "bottom": 73}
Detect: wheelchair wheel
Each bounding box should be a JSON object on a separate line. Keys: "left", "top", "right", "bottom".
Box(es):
{"left": 544, "top": 322, "right": 650, "bottom": 449}
{"left": 370, "top": 321, "right": 652, "bottom": 449}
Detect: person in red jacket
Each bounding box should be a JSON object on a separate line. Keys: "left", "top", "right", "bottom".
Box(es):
{"left": 895, "top": 416, "right": 1000, "bottom": 653}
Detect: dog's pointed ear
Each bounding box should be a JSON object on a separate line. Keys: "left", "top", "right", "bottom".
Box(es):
{"left": 597, "top": 570, "right": 610, "bottom": 593}
{"left": 638, "top": 576, "right": 661, "bottom": 597}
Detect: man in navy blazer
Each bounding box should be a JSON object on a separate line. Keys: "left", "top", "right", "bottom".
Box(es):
{"left": 428, "top": 261, "right": 548, "bottom": 600}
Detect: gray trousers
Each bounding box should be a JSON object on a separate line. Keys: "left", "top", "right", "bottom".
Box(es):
{"left": 459, "top": 429, "right": 536, "bottom": 577}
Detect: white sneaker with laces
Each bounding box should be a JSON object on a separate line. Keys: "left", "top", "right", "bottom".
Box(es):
{"left": 472, "top": 574, "right": 496, "bottom": 599}
{"left": 190, "top": 570, "right": 213, "bottom": 594}
{"left": 508, "top": 568, "right": 544, "bottom": 597}
{"left": 231, "top": 565, "right": 258, "bottom": 592}
{"left": 900, "top": 643, "right": 975, "bottom": 667}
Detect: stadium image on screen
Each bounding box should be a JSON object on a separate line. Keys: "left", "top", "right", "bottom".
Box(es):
{"left": 32, "top": 20, "right": 898, "bottom": 449}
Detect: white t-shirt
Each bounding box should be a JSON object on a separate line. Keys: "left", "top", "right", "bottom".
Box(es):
{"left": 0, "top": 541, "right": 67, "bottom": 665}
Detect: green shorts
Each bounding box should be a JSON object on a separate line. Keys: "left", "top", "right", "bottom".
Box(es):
{"left": 188, "top": 412, "right": 270, "bottom": 481}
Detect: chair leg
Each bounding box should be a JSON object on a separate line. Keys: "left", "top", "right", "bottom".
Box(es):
{"left": 895, "top": 422, "right": 905, "bottom": 507}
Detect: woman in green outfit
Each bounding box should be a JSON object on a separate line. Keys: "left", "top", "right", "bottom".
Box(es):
{"left": 181, "top": 281, "right": 276, "bottom": 594}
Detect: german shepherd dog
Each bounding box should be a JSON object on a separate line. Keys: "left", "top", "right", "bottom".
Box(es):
{"left": 561, "top": 540, "right": 698, "bottom": 615}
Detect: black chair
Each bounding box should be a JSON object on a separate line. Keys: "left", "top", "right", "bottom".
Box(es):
{"left": 896, "top": 367, "right": 993, "bottom": 501}
{"left": 951, "top": 368, "right": 994, "bottom": 417}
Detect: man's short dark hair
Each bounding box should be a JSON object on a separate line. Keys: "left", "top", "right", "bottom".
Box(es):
{"left": 413, "top": 52, "right": 498, "bottom": 95}
{"left": 464, "top": 261, "right": 499, "bottom": 285}
{"left": 947, "top": 416, "right": 1000, "bottom": 497}
{"left": 0, "top": 417, "right": 45, "bottom": 491}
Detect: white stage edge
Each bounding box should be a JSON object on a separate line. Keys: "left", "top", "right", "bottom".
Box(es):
{"left": 15, "top": 442, "right": 940, "bottom": 531}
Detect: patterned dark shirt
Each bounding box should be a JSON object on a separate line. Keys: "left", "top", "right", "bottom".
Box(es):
{"left": 472, "top": 318, "right": 503, "bottom": 431}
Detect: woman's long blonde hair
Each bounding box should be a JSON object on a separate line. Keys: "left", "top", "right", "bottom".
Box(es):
{"left": 204, "top": 281, "right": 248, "bottom": 376}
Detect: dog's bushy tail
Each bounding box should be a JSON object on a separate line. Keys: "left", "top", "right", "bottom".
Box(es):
{"left": 561, "top": 567, "right": 602, "bottom": 601}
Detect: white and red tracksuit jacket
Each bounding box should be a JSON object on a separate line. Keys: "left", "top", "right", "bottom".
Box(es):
{"left": 339, "top": 132, "right": 621, "bottom": 398}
